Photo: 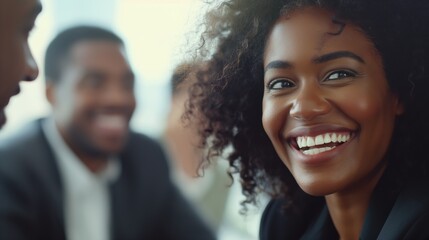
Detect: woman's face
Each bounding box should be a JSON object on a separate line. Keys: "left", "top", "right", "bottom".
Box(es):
{"left": 262, "top": 7, "right": 403, "bottom": 196}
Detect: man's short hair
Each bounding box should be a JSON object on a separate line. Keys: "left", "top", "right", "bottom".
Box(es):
{"left": 44, "top": 25, "right": 124, "bottom": 84}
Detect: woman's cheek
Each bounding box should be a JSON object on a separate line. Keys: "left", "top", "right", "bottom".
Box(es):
{"left": 332, "top": 86, "right": 385, "bottom": 123}
{"left": 262, "top": 97, "right": 290, "bottom": 150}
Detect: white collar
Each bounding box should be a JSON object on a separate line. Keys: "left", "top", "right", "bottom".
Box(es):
{"left": 42, "top": 117, "right": 121, "bottom": 195}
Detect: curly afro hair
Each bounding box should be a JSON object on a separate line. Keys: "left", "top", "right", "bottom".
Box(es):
{"left": 189, "top": 0, "right": 429, "bottom": 209}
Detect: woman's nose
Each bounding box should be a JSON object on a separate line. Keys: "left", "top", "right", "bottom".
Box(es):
{"left": 289, "top": 84, "right": 331, "bottom": 121}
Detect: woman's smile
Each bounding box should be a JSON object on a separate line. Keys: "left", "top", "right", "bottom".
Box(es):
{"left": 295, "top": 132, "right": 351, "bottom": 155}
{"left": 284, "top": 124, "right": 356, "bottom": 165}
{"left": 186, "top": 0, "right": 429, "bottom": 238}
{"left": 289, "top": 128, "right": 354, "bottom": 154}
{"left": 262, "top": 7, "right": 403, "bottom": 196}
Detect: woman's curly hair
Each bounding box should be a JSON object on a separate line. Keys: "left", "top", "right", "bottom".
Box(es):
{"left": 188, "top": 0, "right": 429, "bottom": 209}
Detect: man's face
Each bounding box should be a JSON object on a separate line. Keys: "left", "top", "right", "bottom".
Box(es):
{"left": 49, "top": 40, "right": 136, "bottom": 157}
{"left": 0, "top": 0, "right": 41, "bottom": 127}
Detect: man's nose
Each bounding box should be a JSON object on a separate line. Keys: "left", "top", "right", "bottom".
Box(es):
{"left": 103, "top": 83, "right": 135, "bottom": 106}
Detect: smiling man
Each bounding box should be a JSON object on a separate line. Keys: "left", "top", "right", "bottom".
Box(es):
{"left": 0, "top": 26, "right": 215, "bottom": 240}
{"left": 0, "top": 0, "right": 41, "bottom": 127}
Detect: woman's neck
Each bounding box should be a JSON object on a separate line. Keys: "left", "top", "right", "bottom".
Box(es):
{"left": 325, "top": 166, "right": 386, "bottom": 240}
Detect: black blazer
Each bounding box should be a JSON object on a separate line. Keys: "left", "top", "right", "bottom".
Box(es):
{"left": 0, "top": 119, "right": 216, "bottom": 240}
{"left": 260, "top": 170, "right": 429, "bottom": 240}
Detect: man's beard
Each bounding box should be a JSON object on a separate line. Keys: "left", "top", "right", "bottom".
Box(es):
{"left": 68, "top": 125, "right": 113, "bottom": 160}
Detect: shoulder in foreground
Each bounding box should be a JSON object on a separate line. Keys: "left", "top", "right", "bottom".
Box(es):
{"left": 0, "top": 120, "right": 43, "bottom": 153}
{"left": 380, "top": 176, "right": 429, "bottom": 239}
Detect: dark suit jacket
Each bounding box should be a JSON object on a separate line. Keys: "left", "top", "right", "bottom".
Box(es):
{"left": 260, "top": 170, "right": 429, "bottom": 240}
{"left": 0, "top": 119, "right": 216, "bottom": 240}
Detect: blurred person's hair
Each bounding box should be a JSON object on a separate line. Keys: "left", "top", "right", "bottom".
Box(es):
{"left": 170, "top": 61, "right": 199, "bottom": 95}
{"left": 44, "top": 25, "right": 124, "bottom": 84}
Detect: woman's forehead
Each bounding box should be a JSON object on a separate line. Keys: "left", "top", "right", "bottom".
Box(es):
{"left": 263, "top": 7, "right": 376, "bottom": 66}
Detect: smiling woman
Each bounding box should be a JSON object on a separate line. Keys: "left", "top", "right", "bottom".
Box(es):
{"left": 262, "top": 7, "right": 402, "bottom": 199}
{"left": 189, "top": 0, "right": 429, "bottom": 239}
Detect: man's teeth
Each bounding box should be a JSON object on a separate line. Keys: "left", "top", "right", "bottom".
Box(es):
{"left": 96, "top": 115, "right": 127, "bottom": 128}
{"left": 296, "top": 132, "right": 351, "bottom": 149}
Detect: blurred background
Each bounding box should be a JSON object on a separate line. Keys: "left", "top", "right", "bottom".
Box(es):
{"left": 1, "top": 0, "right": 204, "bottom": 139}
{"left": 1, "top": 0, "right": 266, "bottom": 239}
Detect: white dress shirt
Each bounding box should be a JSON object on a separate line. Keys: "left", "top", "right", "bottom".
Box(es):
{"left": 42, "top": 118, "right": 121, "bottom": 240}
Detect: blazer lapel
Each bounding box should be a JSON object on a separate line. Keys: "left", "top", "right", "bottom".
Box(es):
{"left": 35, "top": 119, "right": 66, "bottom": 238}
{"left": 377, "top": 179, "right": 429, "bottom": 239}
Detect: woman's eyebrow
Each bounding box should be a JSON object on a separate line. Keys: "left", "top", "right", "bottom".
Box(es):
{"left": 264, "top": 60, "right": 292, "bottom": 73}
{"left": 264, "top": 51, "right": 364, "bottom": 73}
{"left": 313, "top": 51, "right": 365, "bottom": 64}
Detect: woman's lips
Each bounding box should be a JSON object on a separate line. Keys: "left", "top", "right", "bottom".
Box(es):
{"left": 285, "top": 125, "right": 357, "bottom": 165}
{"left": 293, "top": 131, "right": 353, "bottom": 155}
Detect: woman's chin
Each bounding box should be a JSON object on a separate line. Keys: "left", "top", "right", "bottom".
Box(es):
{"left": 296, "top": 179, "right": 339, "bottom": 197}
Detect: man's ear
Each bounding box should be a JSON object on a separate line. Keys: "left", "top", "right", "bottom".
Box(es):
{"left": 45, "top": 82, "right": 56, "bottom": 105}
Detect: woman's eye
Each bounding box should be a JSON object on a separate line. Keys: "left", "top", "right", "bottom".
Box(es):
{"left": 326, "top": 70, "right": 356, "bottom": 81}
{"left": 268, "top": 79, "right": 295, "bottom": 90}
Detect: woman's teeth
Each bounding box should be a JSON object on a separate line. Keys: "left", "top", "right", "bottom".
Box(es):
{"left": 302, "top": 146, "right": 335, "bottom": 155}
{"left": 295, "top": 132, "right": 351, "bottom": 155}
